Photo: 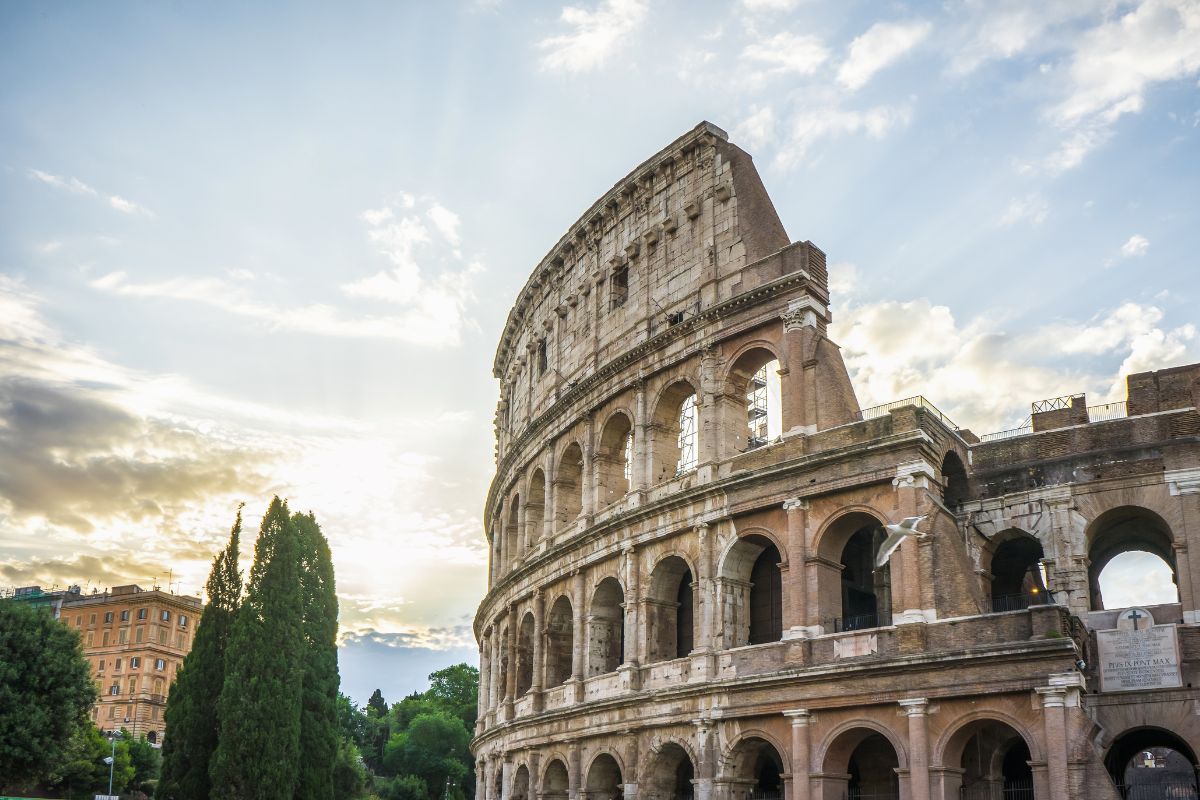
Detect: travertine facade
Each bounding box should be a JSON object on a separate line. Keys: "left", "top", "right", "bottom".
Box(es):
{"left": 472, "top": 122, "right": 1200, "bottom": 800}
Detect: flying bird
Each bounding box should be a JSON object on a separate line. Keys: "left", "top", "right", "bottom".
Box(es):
{"left": 875, "top": 516, "right": 927, "bottom": 569}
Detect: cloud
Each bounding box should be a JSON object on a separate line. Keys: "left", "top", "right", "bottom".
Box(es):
{"left": 741, "top": 0, "right": 797, "bottom": 10}
{"left": 732, "top": 106, "right": 776, "bottom": 151}
{"left": 740, "top": 31, "right": 830, "bottom": 77}
{"left": 831, "top": 295, "right": 1197, "bottom": 432}
{"left": 773, "top": 103, "right": 913, "bottom": 169}
{"left": 427, "top": 203, "right": 461, "bottom": 247}
{"left": 945, "top": 0, "right": 1106, "bottom": 75}
{"left": 998, "top": 194, "right": 1049, "bottom": 226}
{"left": 1120, "top": 233, "right": 1150, "bottom": 256}
{"left": 28, "top": 168, "right": 153, "bottom": 216}
{"left": 837, "top": 20, "right": 932, "bottom": 90}
{"left": 538, "top": 0, "right": 647, "bottom": 73}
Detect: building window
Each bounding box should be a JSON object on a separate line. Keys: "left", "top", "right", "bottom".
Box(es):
{"left": 108, "top": 705, "right": 116, "bottom": 719}
{"left": 86, "top": 632, "right": 94, "bottom": 646}
{"left": 610, "top": 265, "right": 629, "bottom": 309}
{"left": 161, "top": 610, "right": 170, "bottom": 622}
{"left": 128, "top": 677, "right": 137, "bottom": 694}
{"left": 176, "top": 634, "right": 184, "bottom": 648}
{"left": 130, "top": 657, "right": 140, "bottom": 669}
{"left": 75, "top": 615, "right": 82, "bottom": 627}
{"left": 623, "top": 432, "right": 633, "bottom": 482}
{"left": 118, "top": 628, "right": 128, "bottom": 644}
{"left": 89, "top": 613, "right": 96, "bottom": 624}
{"left": 120, "top": 610, "right": 130, "bottom": 622}
{"left": 102, "top": 631, "right": 110, "bottom": 646}
{"left": 109, "top": 684, "right": 119, "bottom": 696}
{"left": 677, "top": 394, "right": 698, "bottom": 474}
{"left": 104, "top": 612, "right": 114, "bottom": 623}
{"left": 137, "top": 608, "right": 147, "bottom": 620}
{"left": 135, "top": 627, "right": 143, "bottom": 643}
{"left": 97, "top": 659, "right": 105, "bottom": 673}
{"left": 536, "top": 340, "right": 548, "bottom": 377}
{"left": 155, "top": 659, "right": 166, "bottom": 671}
{"left": 114, "top": 658, "right": 122, "bottom": 671}
{"left": 179, "top": 614, "right": 188, "bottom": 627}
{"left": 158, "top": 628, "right": 167, "bottom": 644}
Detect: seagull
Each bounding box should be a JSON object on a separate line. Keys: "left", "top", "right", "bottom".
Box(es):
{"left": 875, "top": 515, "right": 928, "bottom": 569}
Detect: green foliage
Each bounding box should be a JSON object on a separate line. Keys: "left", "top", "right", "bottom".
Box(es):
{"left": 382, "top": 712, "right": 470, "bottom": 793}
{"left": 159, "top": 506, "right": 244, "bottom": 800}
{"left": 379, "top": 774, "right": 429, "bottom": 800}
{"left": 294, "top": 511, "right": 341, "bottom": 800}
{"left": 210, "top": 496, "right": 305, "bottom": 800}
{"left": 367, "top": 688, "right": 389, "bottom": 718}
{"left": 43, "top": 723, "right": 133, "bottom": 800}
{"left": 425, "top": 664, "right": 479, "bottom": 730}
{"left": 337, "top": 692, "right": 371, "bottom": 747}
{"left": 333, "top": 737, "right": 369, "bottom": 798}
{"left": 126, "top": 729, "right": 162, "bottom": 793}
{"left": 0, "top": 598, "right": 98, "bottom": 788}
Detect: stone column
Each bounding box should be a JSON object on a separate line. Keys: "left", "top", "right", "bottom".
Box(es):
{"left": 699, "top": 346, "right": 722, "bottom": 465}
{"left": 569, "top": 741, "right": 582, "bottom": 800}
{"left": 498, "top": 520, "right": 508, "bottom": 580}
{"left": 782, "top": 499, "right": 810, "bottom": 638}
{"left": 518, "top": 500, "right": 528, "bottom": 557}
{"left": 477, "top": 759, "right": 486, "bottom": 800}
{"left": 899, "top": 698, "right": 930, "bottom": 800}
{"left": 502, "top": 758, "right": 513, "bottom": 800}
{"left": 570, "top": 570, "right": 586, "bottom": 701}
{"left": 544, "top": 467, "right": 555, "bottom": 544}
{"left": 504, "top": 604, "right": 517, "bottom": 720}
{"left": 1036, "top": 687, "right": 1070, "bottom": 800}
{"left": 582, "top": 416, "right": 595, "bottom": 522}
{"left": 633, "top": 380, "right": 649, "bottom": 492}
{"left": 694, "top": 719, "right": 715, "bottom": 800}
{"left": 478, "top": 630, "right": 491, "bottom": 724}
{"left": 779, "top": 300, "right": 820, "bottom": 435}
{"left": 624, "top": 731, "right": 640, "bottom": 800}
{"left": 891, "top": 464, "right": 937, "bottom": 624}
{"left": 1170, "top": 471, "right": 1200, "bottom": 622}
{"left": 624, "top": 545, "right": 641, "bottom": 666}
{"left": 783, "top": 710, "right": 812, "bottom": 800}
{"left": 531, "top": 590, "right": 546, "bottom": 711}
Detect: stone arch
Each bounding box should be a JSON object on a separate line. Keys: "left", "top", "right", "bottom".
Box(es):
{"left": 940, "top": 450, "right": 970, "bottom": 508}
{"left": 554, "top": 442, "right": 585, "bottom": 533}
{"left": 588, "top": 576, "right": 626, "bottom": 676}
{"left": 646, "top": 554, "right": 696, "bottom": 663}
{"left": 650, "top": 378, "right": 700, "bottom": 484}
{"left": 493, "top": 764, "right": 504, "bottom": 800}
{"left": 585, "top": 751, "right": 624, "bottom": 800}
{"left": 936, "top": 712, "right": 1040, "bottom": 799}
{"left": 981, "top": 529, "right": 1046, "bottom": 612}
{"left": 527, "top": 470, "right": 546, "bottom": 548}
{"left": 1086, "top": 505, "right": 1178, "bottom": 610}
{"left": 818, "top": 721, "right": 907, "bottom": 800}
{"left": 813, "top": 508, "right": 891, "bottom": 632}
{"left": 516, "top": 611, "right": 535, "bottom": 696}
{"left": 717, "top": 531, "right": 784, "bottom": 648}
{"left": 542, "top": 757, "right": 570, "bottom": 800}
{"left": 721, "top": 731, "right": 788, "bottom": 800}
{"left": 512, "top": 763, "right": 531, "bottom": 800}
{"left": 722, "top": 343, "right": 784, "bottom": 453}
{"left": 1104, "top": 727, "right": 1200, "bottom": 793}
{"left": 544, "top": 594, "right": 574, "bottom": 688}
{"left": 596, "top": 411, "right": 634, "bottom": 509}
{"left": 642, "top": 740, "right": 697, "bottom": 800}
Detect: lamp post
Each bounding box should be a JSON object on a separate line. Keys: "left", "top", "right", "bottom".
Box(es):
{"left": 103, "top": 717, "right": 129, "bottom": 797}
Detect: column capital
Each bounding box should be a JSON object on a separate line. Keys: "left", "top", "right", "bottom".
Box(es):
{"left": 898, "top": 697, "right": 929, "bottom": 716}
{"left": 1035, "top": 687, "right": 1067, "bottom": 708}
{"left": 782, "top": 296, "right": 822, "bottom": 332}
{"left": 782, "top": 498, "right": 810, "bottom": 512}
{"left": 783, "top": 709, "right": 813, "bottom": 725}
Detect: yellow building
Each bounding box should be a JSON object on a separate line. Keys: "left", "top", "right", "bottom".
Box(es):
{"left": 62, "top": 584, "right": 203, "bottom": 743}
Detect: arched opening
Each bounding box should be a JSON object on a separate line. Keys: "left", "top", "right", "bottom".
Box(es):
{"left": 516, "top": 612, "right": 535, "bottom": 696}
{"left": 512, "top": 764, "right": 530, "bottom": 800}
{"left": 643, "top": 742, "right": 696, "bottom": 800}
{"left": 987, "top": 532, "right": 1046, "bottom": 612}
{"left": 543, "top": 759, "right": 570, "bottom": 800}
{"left": 555, "top": 443, "right": 584, "bottom": 532}
{"left": 147, "top": 730, "right": 157, "bottom": 744}
{"left": 647, "top": 556, "right": 695, "bottom": 663}
{"left": 588, "top": 578, "right": 625, "bottom": 676}
{"left": 945, "top": 719, "right": 1034, "bottom": 800}
{"left": 824, "top": 729, "right": 900, "bottom": 800}
{"left": 839, "top": 525, "right": 890, "bottom": 631}
{"left": 498, "top": 624, "right": 510, "bottom": 704}
{"left": 724, "top": 347, "right": 783, "bottom": 452}
{"left": 597, "top": 413, "right": 633, "bottom": 508}
{"left": 726, "top": 737, "right": 785, "bottom": 800}
{"left": 586, "top": 753, "right": 623, "bottom": 800}
{"left": 527, "top": 471, "right": 546, "bottom": 548}
{"left": 493, "top": 767, "right": 503, "bottom": 800}
{"left": 1105, "top": 728, "right": 1199, "bottom": 798}
{"left": 941, "top": 451, "right": 969, "bottom": 508}
{"left": 545, "top": 595, "right": 574, "bottom": 688}
{"left": 718, "top": 534, "right": 783, "bottom": 648}
{"left": 651, "top": 381, "right": 699, "bottom": 484}
{"left": 506, "top": 499, "right": 520, "bottom": 566}
{"left": 1087, "top": 507, "right": 1179, "bottom": 610}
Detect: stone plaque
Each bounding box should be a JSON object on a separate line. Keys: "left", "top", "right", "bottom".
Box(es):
{"left": 1097, "top": 609, "right": 1183, "bottom": 692}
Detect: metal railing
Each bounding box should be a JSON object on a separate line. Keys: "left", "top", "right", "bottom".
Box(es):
{"left": 1087, "top": 401, "right": 1128, "bottom": 422}
{"left": 846, "top": 790, "right": 899, "bottom": 800}
{"left": 961, "top": 779, "right": 1035, "bottom": 800}
{"left": 825, "top": 611, "right": 892, "bottom": 633}
{"left": 986, "top": 593, "right": 1034, "bottom": 613}
{"left": 749, "top": 791, "right": 781, "bottom": 800}
{"left": 978, "top": 425, "right": 1034, "bottom": 442}
{"left": 1113, "top": 781, "right": 1200, "bottom": 799}
{"left": 859, "top": 396, "right": 958, "bottom": 430}
{"left": 1031, "top": 394, "right": 1084, "bottom": 413}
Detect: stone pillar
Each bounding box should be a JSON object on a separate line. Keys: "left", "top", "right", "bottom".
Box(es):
{"left": 504, "top": 604, "right": 517, "bottom": 720}
{"left": 624, "top": 731, "right": 640, "bottom": 800}
{"left": 624, "top": 546, "right": 640, "bottom": 666}
{"left": 569, "top": 741, "right": 582, "bottom": 800}
{"left": 1170, "top": 471, "right": 1200, "bottom": 622}
{"left": 581, "top": 415, "right": 595, "bottom": 522}
{"left": 899, "top": 698, "right": 930, "bottom": 800}
{"left": 544, "top": 468, "right": 555, "bottom": 543}
{"left": 891, "top": 464, "right": 937, "bottom": 624}
{"left": 477, "top": 759, "right": 486, "bottom": 800}
{"left": 694, "top": 719, "right": 715, "bottom": 800}
{"left": 779, "top": 301, "right": 819, "bottom": 435}
{"left": 699, "top": 346, "right": 722, "bottom": 465}
{"left": 1037, "top": 687, "right": 1070, "bottom": 800}
{"left": 784, "top": 710, "right": 812, "bottom": 800}
{"left": 502, "top": 758, "right": 513, "bottom": 800}
{"left": 518, "top": 500, "right": 528, "bottom": 557}
{"left": 531, "top": 590, "right": 545, "bottom": 712}
{"left": 570, "top": 570, "right": 586, "bottom": 702}
{"left": 782, "top": 499, "right": 811, "bottom": 638}
{"left": 478, "top": 630, "right": 491, "bottom": 723}
{"left": 633, "top": 380, "right": 649, "bottom": 492}
{"left": 498, "top": 520, "right": 508, "bottom": 580}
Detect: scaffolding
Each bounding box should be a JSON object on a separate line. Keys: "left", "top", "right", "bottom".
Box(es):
{"left": 747, "top": 364, "right": 769, "bottom": 449}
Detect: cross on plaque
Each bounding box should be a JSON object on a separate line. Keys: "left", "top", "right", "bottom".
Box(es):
{"left": 1126, "top": 609, "right": 1147, "bottom": 630}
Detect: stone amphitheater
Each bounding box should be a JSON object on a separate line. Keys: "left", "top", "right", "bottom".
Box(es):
{"left": 471, "top": 122, "right": 1200, "bottom": 800}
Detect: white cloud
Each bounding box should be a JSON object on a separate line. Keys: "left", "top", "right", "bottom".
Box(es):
{"left": 28, "top": 168, "right": 153, "bottom": 217}
{"left": 732, "top": 106, "right": 776, "bottom": 151}
{"left": 828, "top": 262, "right": 859, "bottom": 299}
{"left": 1120, "top": 233, "right": 1150, "bottom": 256}
{"left": 774, "top": 104, "right": 913, "bottom": 169}
{"left": 946, "top": 0, "right": 1106, "bottom": 75}
{"left": 36, "top": 241, "right": 63, "bottom": 254}
{"left": 741, "top": 0, "right": 798, "bottom": 10}
{"left": 837, "top": 20, "right": 932, "bottom": 90}
{"left": 998, "top": 193, "right": 1049, "bottom": 226}
{"left": 538, "top": 0, "right": 647, "bottom": 73}
{"left": 427, "top": 203, "right": 461, "bottom": 247}
{"left": 741, "top": 31, "right": 830, "bottom": 77}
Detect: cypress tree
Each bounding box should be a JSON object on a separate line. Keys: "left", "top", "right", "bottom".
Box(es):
{"left": 292, "top": 511, "right": 340, "bottom": 800}
{"left": 158, "top": 506, "right": 244, "bottom": 800}
{"left": 210, "top": 497, "right": 304, "bottom": 800}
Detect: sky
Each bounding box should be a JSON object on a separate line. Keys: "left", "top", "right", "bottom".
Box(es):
{"left": 1, "top": 0, "right": 1196, "bottom": 705}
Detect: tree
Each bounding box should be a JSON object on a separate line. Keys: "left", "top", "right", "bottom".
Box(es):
{"left": 46, "top": 723, "right": 133, "bottom": 800}
{"left": 293, "top": 511, "right": 340, "bottom": 800}
{"left": 332, "top": 737, "right": 368, "bottom": 798}
{"left": 426, "top": 664, "right": 479, "bottom": 730}
{"left": 158, "top": 507, "right": 244, "bottom": 800}
{"left": 210, "top": 497, "right": 304, "bottom": 800}
{"left": 0, "top": 599, "right": 98, "bottom": 789}
{"left": 336, "top": 693, "right": 370, "bottom": 748}
{"left": 367, "top": 688, "right": 389, "bottom": 718}
{"left": 382, "top": 712, "right": 470, "bottom": 798}
{"left": 125, "top": 730, "right": 162, "bottom": 795}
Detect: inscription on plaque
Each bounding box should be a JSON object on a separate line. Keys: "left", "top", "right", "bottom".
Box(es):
{"left": 1097, "top": 608, "right": 1183, "bottom": 692}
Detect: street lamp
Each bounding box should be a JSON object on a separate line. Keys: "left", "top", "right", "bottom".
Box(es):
{"left": 103, "top": 718, "right": 129, "bottom": 797}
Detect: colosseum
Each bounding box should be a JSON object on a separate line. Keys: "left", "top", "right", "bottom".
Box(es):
{"left": 471, "top": 121, "right": 1200, "bottom": 800}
